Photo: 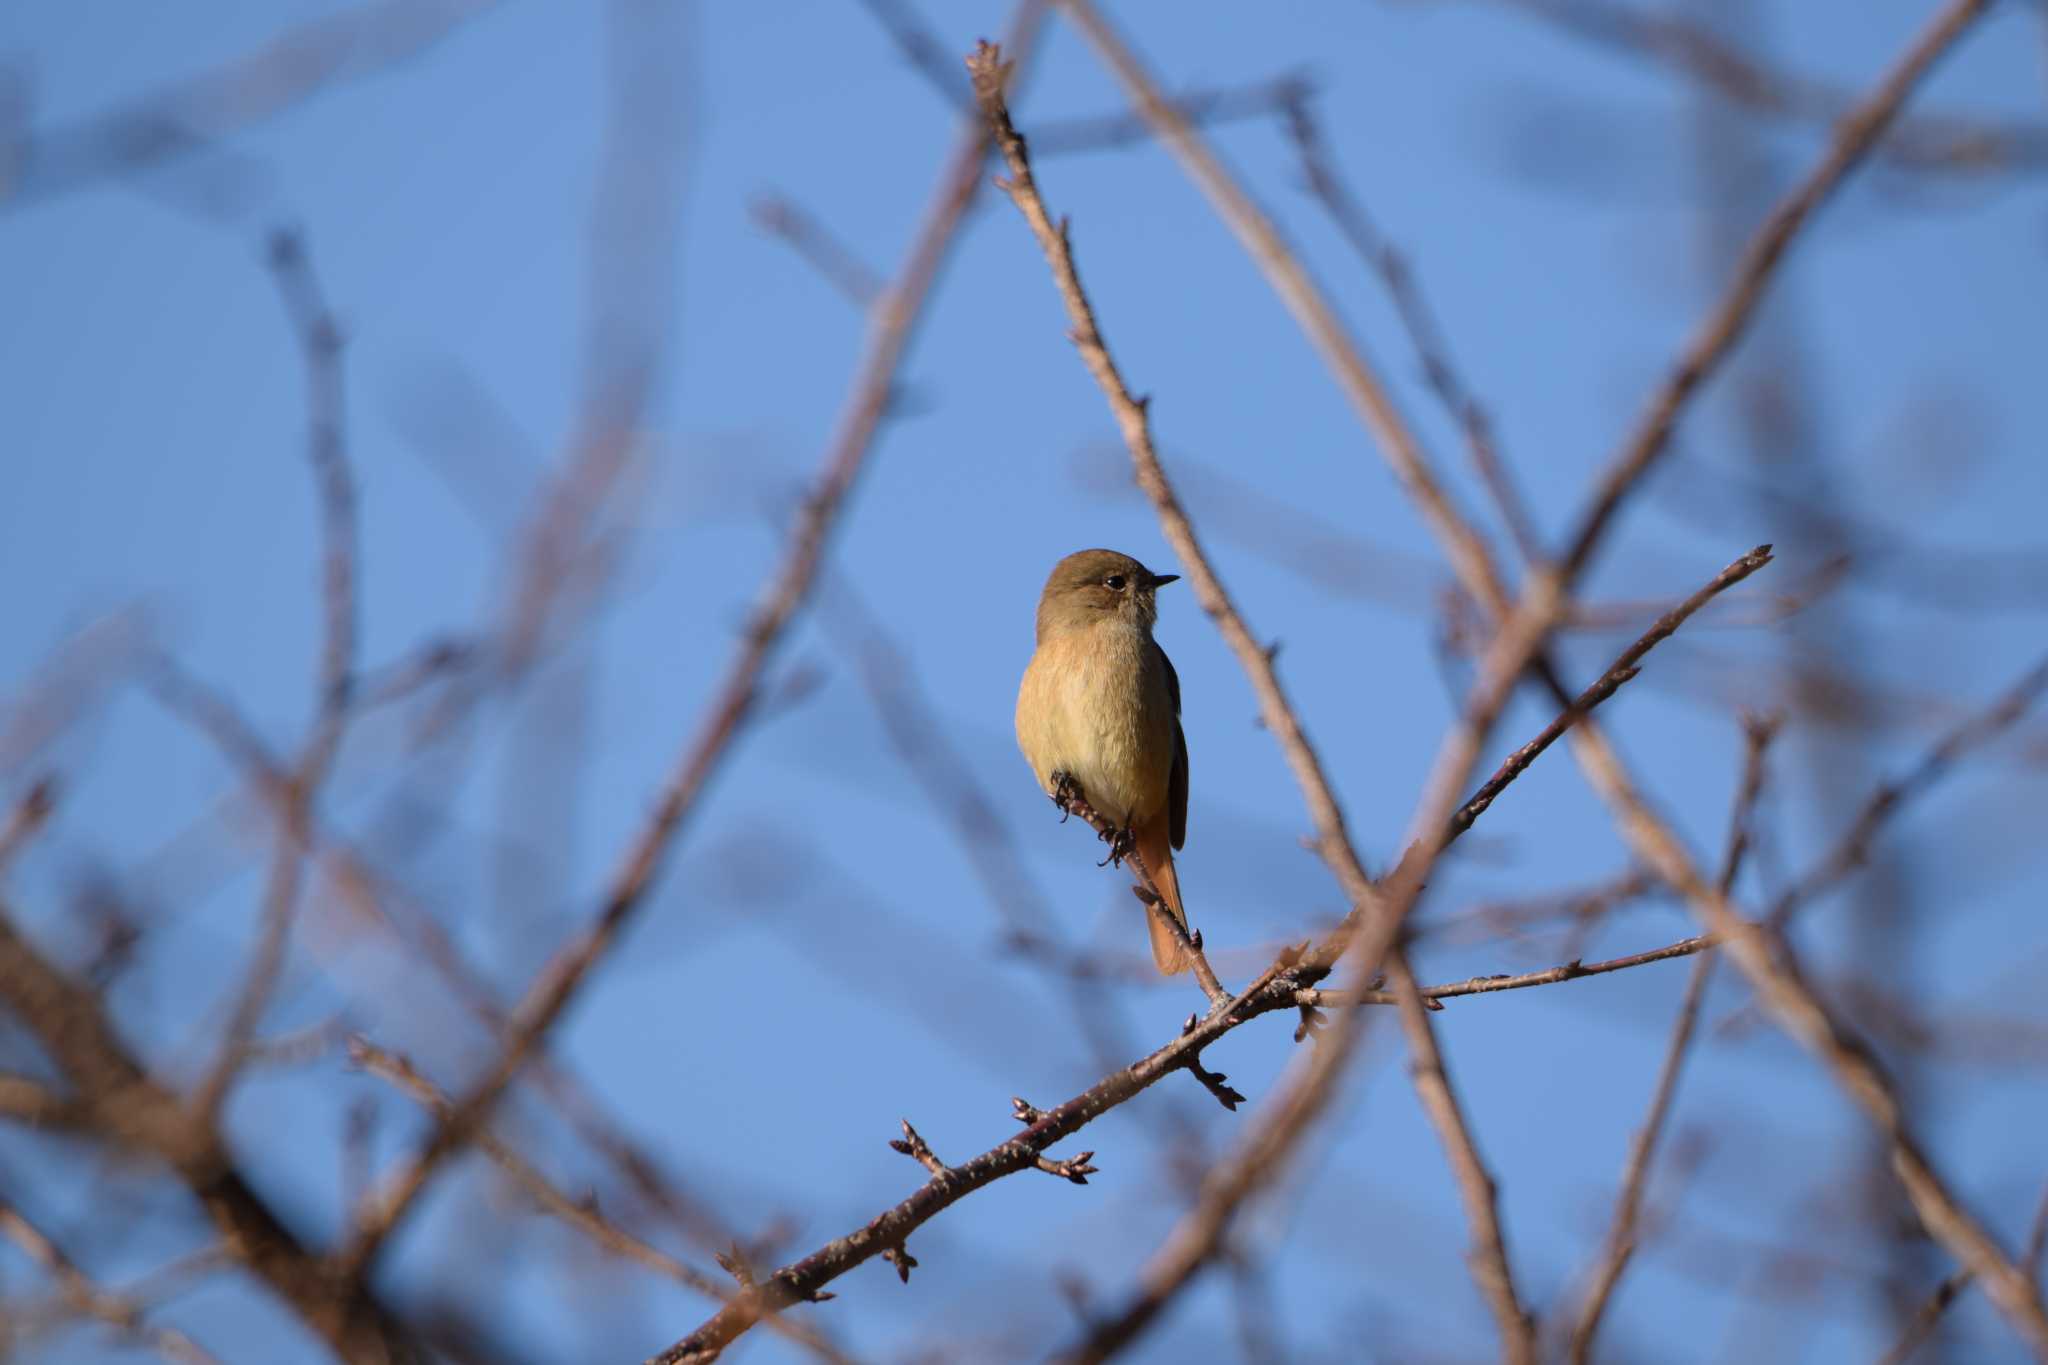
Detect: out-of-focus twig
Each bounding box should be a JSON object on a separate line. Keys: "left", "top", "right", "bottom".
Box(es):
{"left": 1462, "top": 0, "right": 2048, "bottom": 176}
{"left": 1279, "top": 90, "right": 1541, "bottom": 563}
{"left": 1566, "top": 715, "right": 1777, "bottom": 1363}
{"left": 335, "top": 0, "right": 1055, "bottom": 1291}
{"left": 346, "top": 1037, "right": 861, "bottom": 1365}
{"left": 0, "top": 777, "right": 58, "bottom": 879}
{"left": 0, "top": 1199, "right": 224, "bottom": 1365}
{"left": 1391, "top": 951, "right": 1536, "bottom": 1363}
{"left": 1876, "top": 1177, "right": 2048, "bottom": 1365}
{"left": 1764, "top": 651, "right": 2048, "bottom": 929}
{"left": 0, "top": 0, "right": 506, "bottom": 210}
{"left": 0, "top": 902, "right": 428, "bottom": 1364}
{"left": 193, "top": 227, "right": 359, "bottom": 1123}
{"left": 1558, "top": 0, "right": 1995, "bottom": 579}
{"left": 1568, "top": 694, "right": 2048, "bottom": 1351}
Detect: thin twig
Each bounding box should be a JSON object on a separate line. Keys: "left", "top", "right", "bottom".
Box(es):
{"left": 1450, "top": 546, "right": 1774, "bottom": 839}
{"left": 1567, "top": 715, "right": 1778, "bottom": 1363}
{"left": 1297, "top": 931, "right": 1713, "bottom": 1009}
{"left": 1875, "top": 1177, "right": 2048, "bottom": 1365}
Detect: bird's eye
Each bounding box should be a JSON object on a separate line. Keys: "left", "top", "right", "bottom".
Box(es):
{"left": 1104, "top": 575, "right": 1127, "bottom": 591}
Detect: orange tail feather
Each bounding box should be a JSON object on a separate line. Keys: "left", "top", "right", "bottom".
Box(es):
{"left": 1133, "top": 818, "right": 1189, "bottom": 975}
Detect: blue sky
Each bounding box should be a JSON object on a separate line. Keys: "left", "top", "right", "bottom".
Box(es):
{"left": 3, "top": 2, "right": 2047, "bottom": 1361}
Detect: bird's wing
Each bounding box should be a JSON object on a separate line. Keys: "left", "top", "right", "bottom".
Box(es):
{"left": 1158, "top": 643, "right": 1188, "bottom": 851}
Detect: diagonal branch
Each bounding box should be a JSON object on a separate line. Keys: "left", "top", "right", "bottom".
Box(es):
{"left": 193, "top": 227, "right": 359, "bottom": 1124}
{"left": 331, "top": 0, "right": 1056, "bottom": 1290}
{"left": 0, "top": 903, "right": 427, "bottom": 1364}
{"left": 1558, "top": 0, "right": 1996, "bottom": 579}
{"left": 1564, "top": 670, "right": 2048, "bottom": 1353}
{"left": 1764, "top": 651, "right": 2048, "bottom": 930}
{"left": 1566, "top": 714, "right": 1778, "bottom": 1363}
{"left": 346, "top": 1037, "right": 860, "bottom": 1365}
{"left": 0, "top": 1199, "right": 225, "bottom": 1365}
{"left": 1390, "top": 951, "right": 1536, "bottom": 1363}
{"left": 643, "top": 536, "right": 1768, "bottom": 1363}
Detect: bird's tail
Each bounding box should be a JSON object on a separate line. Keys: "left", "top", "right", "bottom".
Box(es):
{"left": 1132, "top": 819, "right": 1189, "bottom": 975}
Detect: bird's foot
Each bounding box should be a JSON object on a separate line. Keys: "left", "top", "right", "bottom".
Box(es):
{"left": 1096, "top": 823, "right": 1134, "bottom": 869}
{"left": 1049, "top": 770, "right": 1079, "bottom": 822}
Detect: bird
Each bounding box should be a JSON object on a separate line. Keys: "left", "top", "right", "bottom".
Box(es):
{"left": 1015, "top": 548, "right": 1191, "bottom": 974}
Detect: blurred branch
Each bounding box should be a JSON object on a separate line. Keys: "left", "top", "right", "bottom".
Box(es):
{"left": 1559, "top": 0, "right": 1994, "bottom": 579}
{"left": 334, "top": 0, "right": 1056, "bottom": 1291}
{"left": 854, "top": 0, "right": 1308, "bottom": 155}
{"left": 346, "top": 1038, "right": 861, "bottom": 1365}
{"left": 1391, "top": 951, "right": 1536, "bottom": 1363}
{"left": 0, "top": 0, "right": 506, "bottom": 210}
{"left": 751, "top": 194, "right": 887, "bottom": 308}
{"left": 1279, "top": 89, "right": 1541, "bottom": 563}
{"left": 0, "top": 776, "right": 57, "bottom": 879}
{"left": 1764, "top": 651, "right": 2048, "bottom": 929}
{"left": 0, "top": 903, "right": 428, "bottom": 1364}
{"left": 146, "top": 647, "right": 749, "bottom": 1264}
{"left": 1567, "top": 714, "right": 1778, "bottom": 1364}
{"left": 0, "top": 1199, "right": 224, "bottom": 1365}
{"left": 1458, "top": 0, "right": 2048, "bottom": 176}
{"left": 193, "top": 227, "right": 359, "bottom": 1124}
{"left": 1565, "top": 693, "right": 2048, "bottom": 1350}
{"left": 1878, "top": 1178, "right": 2048, "bottom": 1365}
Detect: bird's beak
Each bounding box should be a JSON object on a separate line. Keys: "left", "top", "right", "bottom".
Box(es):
{"left": 1148, "top": 573, "right": 1180, "bottom": 589}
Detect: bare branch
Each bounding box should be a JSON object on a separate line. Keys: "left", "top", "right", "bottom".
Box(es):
{"left": 346, "top": 1037, "right": 859, "bottom": 1365}
{"left": 334, "top": 0, "right": 1057, "bottom": 1292}
{"left": 0, "top": 776, "right": 58, "bottom": 879}
{"left": 193, "top": 226, "right": 359, "bottom": 1123}
{"left": 0, "top": 1199, "right": 224, "bottom": 1365}
{"left": 1473, "top": 0, "right": 2048, "bottom": 176}
{"left": 1559, "top": 0, "right": 1995, "bottom": 579}
{"left": 1279, "top": 91, "right": 1541, "bottom": 563}
{"left": 1450, "top": 545, "right": 1775, "bottom": 839}
{"left": 1566, "top": 697, "right": 2048, "bottom": 1351}
{"left": 1765, "top": 651, "right": 2048, "bottom": 929}
{"left": 0, "top": 0, "right": 507, "bottom": 211}
{"left": 1391, "top": 952, "right": 1536, "bottom": 1363}
{"left": 1567, "top": 715, "right": 1779, "bottom": 1363}
{"left": 0, "top": 902, "right": 429, "bottom": 1363}
{"left": 1298, "top": 930, "right": 1713, "bottom": 1009}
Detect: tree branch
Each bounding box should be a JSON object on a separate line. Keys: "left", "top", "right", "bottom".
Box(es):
{"left": 1567, "top": 714, "right": 1778, "bottom": 1363}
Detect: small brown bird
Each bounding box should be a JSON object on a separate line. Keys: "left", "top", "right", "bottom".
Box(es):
{"left": 1015, "top": 548, "right": 1191, "bottom": 974}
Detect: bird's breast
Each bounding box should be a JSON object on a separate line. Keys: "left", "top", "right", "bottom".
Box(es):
{"left": 1016, "top": 623, "right": 1174, "bottom": 826}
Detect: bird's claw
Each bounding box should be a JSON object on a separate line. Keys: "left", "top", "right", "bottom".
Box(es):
{"left": 1096, "top": 824, "right": 1134, "bottom": 869}
{"left": 1050, "top": 770, "right": 1079, "bottom": 822}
